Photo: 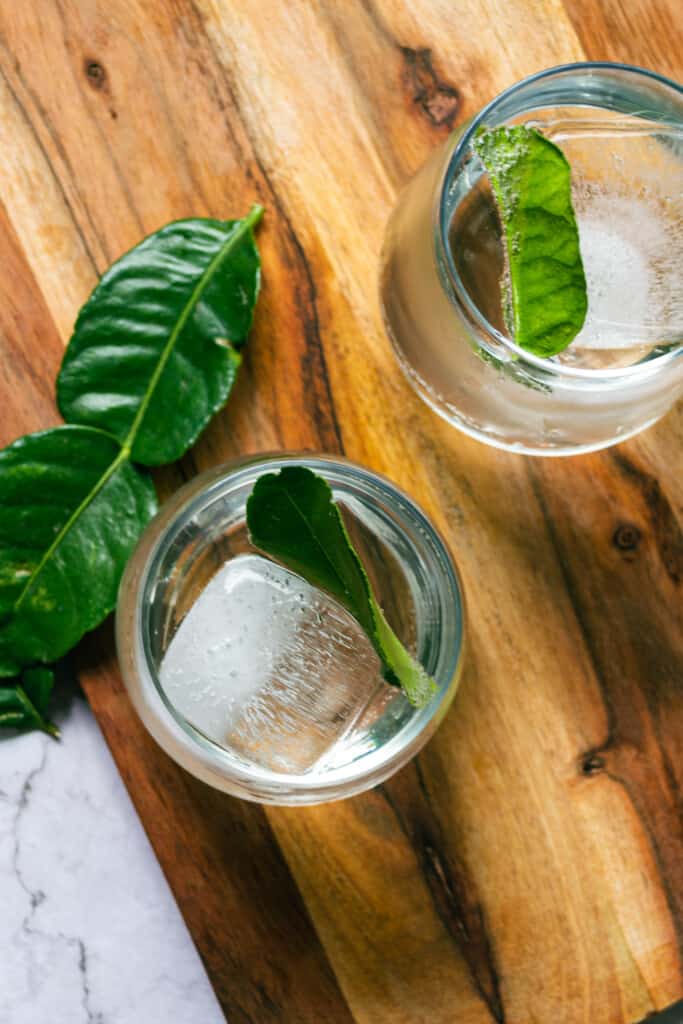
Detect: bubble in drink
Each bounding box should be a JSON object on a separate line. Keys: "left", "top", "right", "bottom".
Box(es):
{"left": 160, "top": 554, "right": 386, "bottom": 774}
{"left": 450, "top": 115, "right": 683, "bottom": 370}
{"left": 562, "top": 190, "right": 681, "bottom": 360}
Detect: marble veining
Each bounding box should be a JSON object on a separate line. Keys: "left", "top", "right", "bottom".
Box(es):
{"left": 0, "top": 682, "right": 225, "bottom": 1024}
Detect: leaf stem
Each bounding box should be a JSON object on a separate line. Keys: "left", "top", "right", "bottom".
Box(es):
{"left": 246, "top": 203, "right": 264, "bottom": 228}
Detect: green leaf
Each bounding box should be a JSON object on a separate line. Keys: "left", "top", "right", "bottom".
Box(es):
{"left": 57, "top": 206, "right": 263, "bottom": 466}
{"left": 246, "top": 466, "right": 438, "bottom": 708}
{"left": 0, "top": 426, "right": 157, "bottom": 676}
{"left": 0, "top": 669, "right": 59, "bottom": 738}
{"left": 22, "top": 666, "right": 55, "bottom": 717}
{"left": 0, "top": 207, "right": 263, "bottom": 739}
{"left": 473, "top": 125, "right": 587, "bottom": 357}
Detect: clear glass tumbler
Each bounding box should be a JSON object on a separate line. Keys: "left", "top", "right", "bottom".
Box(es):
{"left": 380, "top": 62, "right": 683, "bottom": 455}
{"left": 116, "top": 454, "right": 465, "bottom": 805}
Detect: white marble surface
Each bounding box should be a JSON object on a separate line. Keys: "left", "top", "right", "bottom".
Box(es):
{"left": 0, "top": 682, "right": 226, "bottom": 1024}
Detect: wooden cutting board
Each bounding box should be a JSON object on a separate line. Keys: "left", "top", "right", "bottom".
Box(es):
{"left": 0, "top": 2, "right": 681, "bottom": 1021}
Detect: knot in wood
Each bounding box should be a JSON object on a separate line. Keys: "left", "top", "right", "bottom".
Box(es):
{"left": 612, "top": 523, "right": 642, "bottom": 552}
{"left": 400, "top": 47, "right": 459, "bottom": 128}
{"left": 580, "top": 753, "right": 606, "bottom": 776}
{"left": 84, "top": 59, "right": 107, "bottom": 90}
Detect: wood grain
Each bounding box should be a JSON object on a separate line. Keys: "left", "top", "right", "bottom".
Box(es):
{"left": 0, "top": 175, "right": 353, "bottom": 1021}
{"left": 0, "top": 2, "right": 680, "bottom": 1022}
{"left": 562, "top": 0, "right": 683, "bottom": 80}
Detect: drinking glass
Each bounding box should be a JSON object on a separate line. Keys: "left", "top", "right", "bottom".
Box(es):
{"left": 380, "top": 62, "right": 683, "bottom": 455}
{"left": 116, "top": 453, "right": 465, "bottom": 805}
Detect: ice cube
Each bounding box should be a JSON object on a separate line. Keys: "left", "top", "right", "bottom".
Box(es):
{"left": 517, "top": 116, "right": 683, "bottom": 368}
{"left": 159, "top": 554, "right": 384, "bottom": 774}
{"left": 572, "top": 192, "right": 682, "bottom": 350}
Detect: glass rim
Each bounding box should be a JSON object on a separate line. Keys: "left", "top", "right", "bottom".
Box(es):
{"left": 119, "top": 452, "right": 466, "bottom": 804}
{"left": 436, "top": 61, "right": 683, "bottom": 384}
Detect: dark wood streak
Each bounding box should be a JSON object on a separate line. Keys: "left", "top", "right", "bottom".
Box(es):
{"left": 526, "top": 464, "right": 619, "bottom": 754}
{"left": 186, "top": 0, "right": 343, "bottom": 455}
{"left": 612, "top": 452, "right": 683, "bottom": 585}
{"left": 381, "top": 765, "right": 506, "bottom": 1024}
{"left": 526, "top": 459, "right": 683, "bottom": 958}
{"left": 274, "top": 203, "right": 344, "bottom": 454}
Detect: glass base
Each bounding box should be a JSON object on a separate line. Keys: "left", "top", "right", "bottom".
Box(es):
{"left": 395, "top": 347, "right": 665, "bottom": 457}
{"left": 117, "top": 454, "right": 465, "bottom": 804}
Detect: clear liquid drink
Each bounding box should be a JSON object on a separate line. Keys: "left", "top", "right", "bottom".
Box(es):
{"left": 160, "top": 554, "right": 389, "bottom": 775}
{"left": 117, "top": 455, "right": 465, "bottom": 805}
{"left": 381, "top": 64, "right": 683, "bottom": 455}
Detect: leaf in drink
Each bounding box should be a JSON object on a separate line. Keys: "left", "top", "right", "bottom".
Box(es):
{"left": 473, "top": 125, "right": 587, "bottom": 357}
{"left": 246, "top": 466, "right": 438, "bottom": 708}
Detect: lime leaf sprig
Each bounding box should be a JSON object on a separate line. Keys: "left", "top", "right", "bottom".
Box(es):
{"left": 473, "top": 125, "right": 587, "bottom": 357}
{"left": 246, "top": 466, "right": 438, "bottom": 708}
{"left": 0, "top": 206, "right": 263, "bottom": 733}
